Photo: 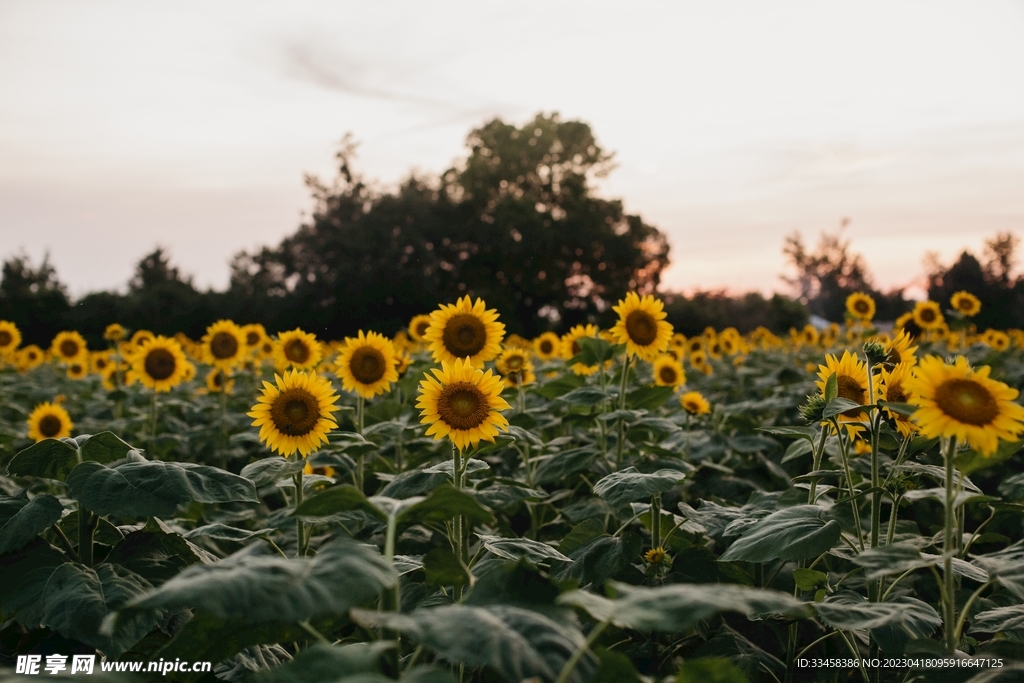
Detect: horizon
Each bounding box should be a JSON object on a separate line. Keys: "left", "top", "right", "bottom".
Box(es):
{"left": 2, "top": 1, "right": 1022, "bottom": 299}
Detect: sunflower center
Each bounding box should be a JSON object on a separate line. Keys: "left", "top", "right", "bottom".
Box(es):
{"left": 918, "top": 308, "right": 936, "bottom": 324}
{"left": 539, "top": 339, "right": 553, "bottom": 354}
{"left": 262, "top": 342, "right": 274, "bottom": 354}
{"left": 934, "top": 378, "right": 998, "bottom": 426}
{"left": 210, "top": 332, "right": 239, "bottom": 359}
{"left": 0, "top": 331, "right": 11, "bottom": 346}
{"left": 837, "top": 374, "right": 867, "bottom": 417}
{"left": 442, "top": 314, "right": 487, "bottom": 357}
{"left": 144, "top": 348, "right": 177, "bottom": 381}
{"left": 437, "top": 382, "right": 489, "bottom": 430}
{"left": 886, "top": 382, "right": 908, "bottom": 404}
{"left": 284, "top": 339, "right": 310, "bottom": 364}
{"left": 246, "top": 331, "right": 261, "bottom": 346}
{"left": 625, "top": 311, "right": 658, "bottom": 346}
{"left": 38, "top": 414, "right": 63, "bottom": 438}
{"left": 659, "top": 366, "right": 678, "bottom": 384}
{"left": 350, "top": 346, "right": 386, "bottom": 384}
{"left": 415, "top": 321, "right": 430, "bottom": 337}
{"left": 95, "top": 357, "right": 108, "bottom": 370}
{"left": 60, "top": 340, "right": 80, "bottom": 358}
{"left": 884, "top": 347, "right": 902, "bottom": 365}
{"left": 507, "top": 354, "right": 524, "bottom": 369}
{"left": 854, "top": 300, "right": 870, "bottom": 314}
{"left": 270, "top": 389, "right": 321, "bottom": 436}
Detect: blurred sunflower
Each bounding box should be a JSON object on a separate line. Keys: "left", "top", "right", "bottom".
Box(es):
{"left": 950, "top": 291, "right": 981, "bottom": 317}
{"left": 882, "top": 330, "right": 918, "bottom": 368}
{"left": 0, "top": 320, "right": 21, "bottom": 357}
{"left": 91, "top": 351, "right": 113, "bottom": 375}
{"left": 502, "top": 361, "right": 536, "bottom": 388}
{"left": 394, "top": 349, "right": 412, "bottom": 376}
{"left": 800, "top": 325, "right": 819, "bottom": 347}
{"left": 249, "top": 370, "right": 340, "bottom": 457}
{"left": 680, "top": 391, "right": 711, "bottom": 416}
{"left": 610, "top": 293, "right": 673, "bottom": 361}
{"left": 203, "top": 320, "right": 246, "bottom": 369}
{"left": 103, "top": 323, "right": 127, "bottom": 342}
{"left": 424, "top": 296, "right": 505, "bottom": 366}
{"left": 27, "top": 402, "right": 73, "bottom": 442}
{"left": 131, "top": 330, "right": 155, "bottom": 347}
{"left": 496, "top": 347, "right": 531, "bottom": 376}
{"left": 66, "top": 360, "right": 88, "bottom": 380}
{"left": 652, "top": 355, "right": 686, "bottom": 388}
{"left": 983, "top": 330, "right": 1010, "bottom": 352}
{"left": 335, "top": 330, "right": 398, "bottom": 399}
{"left": 561, "top": 324, "right": 600, "bottom": 376}
{"left": 241, "top": 323, "right": 268, "bottom": 353}
{"left": 408, "top": 314, "right": 433, "bottom": 342}
{"left": 879, "top": 363, "right": 917, "bottom": 437}
{"left": 130, "top": 336, "right": 189, "bottom": 392}
{"left": 417, "top": 357, "right": 510, "bottom": 451}
{"left": 846, "top": 292, "right": 876, "bottom": 322}
{"left": 51, "top": 331, "right": 88, "bottom": 364}
{"left": 686, "top": 337, "right": 705, "bottom": 355}
{"left": 206, "top": 367, "right": 234, "bottom": 394}
{"left": 670, "top": 333, "right": 687, "bottom": 350}
{"left": 274, "top": 329, "right": 323, "bottom": 371}
{"left": 533, "top": 332, "right": 561, "bottom": 361}
{"left": 907, "top": 355, "right": 1024, "bottom": 456}
{"left": 504, "top": 334, "right": 532, "bottom": 350}
{"left": 17, "top": 345, "right": 44, "bottom": 372}
{"left": 912, "top": 301, "right": 944, "bottom": 331}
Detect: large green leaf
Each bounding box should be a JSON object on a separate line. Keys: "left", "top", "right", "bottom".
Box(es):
{"left": 395, "top": 484, "right": 495, "bottom": 527}
{"left": 77, "top": 431, "right": 136, "bottom": 464}
{"left": 815, "top": 592, "right": 941, "bottom": 638}
{"left": 534, "top": 447, "right": 602, "bottom": 485}
{"left": 105, "top": 524, "right": 212, "bottom": 585}
{"left": 559, "top": 581, "right": 810, "bottom": 632}
{"left": 554, "top": 531, "right": 642, "bottom": 588}
{"left": 353, "top": 604, "right": 595, "bottom": 683}
{"left": 718, "top": 505, "right": 841, "bottom": 563}
{"left": 240, "top": 456, "right": 305, "bottom": 487}
{"left": 6, "top": 432, "right": 133, "bottom": 481}
{"left": 67, "top": 460, "right": 258, "bottom": 518}
{"left": 970, "top": 605, "right": 1024, "bottom": 635}
{"left": 0, "top": 538, "right": 68, "bottom": 625}
{"left": 975, "top": 544, "right": 1024, "bottom": 599}
{"left": 184, "top": 523, "right": 277, "bottom": 543}
{"left": 593, "top": 467, "right": 686, "bottom": 509}
{"left": 852, "top": 543, "right": 989, "bottom": 582}
{"left": 0, "top": 494, "right": 64, "bottom": 556}
{"left": 293, "top": 484, "right": 387, "bottom": 522}
{"left": 956, "top": 438, "right": 1024, "bottom": 475}
{"left": 478, "top": 534, "right": 571, "bottom": 564}
{"left": 41, "top": 562, "right": 157, "bottom": 658}
{"left": 626, "top": 385, "right": 675, "bottom": 410}
{"left": 112, "top": 538, "right": 395, "bottom": 626}
{"left": 251, "top": 642, "right": 391, "bottom": 683}
{"left": 676, "top": 657, "right": 750, "bottom": 683}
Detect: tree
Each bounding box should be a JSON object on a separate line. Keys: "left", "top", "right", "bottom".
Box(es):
{"left": 0, "top": 252, "right": 71, "bottom": 345}
{"left": 926, "top": 231, "right": 1023, "bottom": 329}
{"left": 229, "top": 113, "right": 670, "bottom": 337}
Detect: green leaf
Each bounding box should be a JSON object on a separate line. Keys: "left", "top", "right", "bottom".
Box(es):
{"left": 534, "top": 447, "right": 601, "bottom": 485}
{"left": 396, "top": 484, "right": 495, "bottom": 527}
{"left": 970, "top": 604, "right": 1024, "bottom": 635}
{"left": 293, "top": 484, "right": 387, "bottom": 522}
{"left": 558, "top": 387, "right": 611, "bottom": 406}
{"left": 353, "top": 604, "right": 596, "bottom": 683}
{"left": 105, "top": 525, "right": 210, "bottom": 585}
{"left": 975, "top": 545, "right": 1024, "bottom": 599}
{"left": 183, "top": 523, "right": 277, "bottom": 543}
{"left": 251, "top": 642, "right": 392, "bottom": 683}
{"left": 43, "top": 562, "right": 157, "bottom": 658}
{"left": 824, "top": 373, "right": 838, "bottom": 403}
{"left": 240, "top": 456, "right": 305, "bottom": 487}
{"left": 758, "top": 426, "right": 819, "bottom": 442}
{"left": 815, "top": 592, "right": 941, "bottom": 638}
{"left": 718, "top": 505, "right": 842, "bottom": 563}
{"left": 112, "top": 538, "right": 395, "bottom": 629}
{"left": 676, "top": 657, "right": 750, "bottom": 683}
{"left": 478, "top": 534, "right": 571, "bottom": 563}
{"left": 626, "top": 385, "right": 675, "bottom": 410}
{"left": 0, "top": 538, "right": 68, "bottom": 625}
{"left": 880, "top": 402, "right": 917, "bottom": 418}
{"left": 595, "top": 648, "right": 643, "bottom": 683}
{"left": 78, "top": 431, "right": 136, "bottom": 464}
{"left": 474, "top": 483, "right": 546, "bottom": 512}
{"left": 558, "top": 581, "right": 810, "bottom": 632}
{"left": 422, "top": 546, "right": 471, "bottom": 588}
{"left": 533, "top": 374, "right": 587, "bottom": 399}
{"left": 6, "top": 438, "right": 80, "bottom": 480}
{"left": 956, "top": 438, "right": 1024, "bottom": 476}
{"left": 593, "top": 467, "right": 685, "bottom": 509}
{"left": 0, "top": 494, "right": 64, "bottom": 556}
{"left": 792, "top": 568, "right": 828, "bottom": 592}
{"left": 822, "top": 397, "right": 862, "bottom": 419}
{"left": 67, "top": 460, "right": 259, "bottom": 518}
{"left": 554, "top": 531, "right": 641, "bottom": 588}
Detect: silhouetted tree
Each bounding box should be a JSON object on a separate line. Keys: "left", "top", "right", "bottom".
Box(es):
{"left": 0, "top": 252, "right": 71, "bottom": 345}
{"left": 663, "top": 291, "right": 808, "bottom": 336}
{"left": 926, "top": 232, "right": 1024, "bottom": 329}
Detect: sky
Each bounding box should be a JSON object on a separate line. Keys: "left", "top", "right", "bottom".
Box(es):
{"left": 1, "top": 0, "right": 1023, "bottom": 299}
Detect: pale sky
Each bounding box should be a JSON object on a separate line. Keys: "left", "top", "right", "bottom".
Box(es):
{"left": 1, "top": 0, "right": 1023, "bottom": 299}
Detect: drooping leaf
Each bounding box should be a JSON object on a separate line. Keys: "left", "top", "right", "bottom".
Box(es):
{"left": 970, "top": 604, "right": 1024, "bottom": 635}
{"left": 718, "top": 505, "right": 841, "bottom": 563}
{"left": 558, "top": 387, "right": 612, "bottom": 406}
{"left": 956, "top": 438, "right": 1024, "bottom": 476}
{"left": 534, "top": 447, "right": 602, "bottom": 485}
{"left": 478, "top": 534, "right": 571, "bottom": 564}
{"left": 105, "top": 526, "right": 211, "bottom": 586}
{"left": 77, "top": 432, "right": 136, "bottom": 465}
{"left": 626, "top": 385, "right": 675, "bottom": 410}
{"left": 815, "top": 592, "right": 941, "bottom": 638}
{"left": 676, "top": 657, "right": 750, "bottom": 683}
{"left": 6, "top": 438, "right": 80, "bottom": 480}
{"left": 474, "top": 483, "right": 546, "bottom": 512}
{"left": 422, "top": 547, "right": 471, "bottom": 588}
{"left": 293, "top": 484, "right": 387, "bottom": 522}
{"left": 554, "top": 532, "right": 642, "bottom": 588}
{"left": 396, "top": 484, "right": 495, "bottom": 527}
{"left": 240, "top": 457, "right": 305, "bottom": 488}
{"left": 0, "top": 538, "right": 68, "bottom": 626}
{"left": 67, "top": 460, "right": 259, "bottom": 518}
{"left": 822, "top": 397, "right": 862, "bottom": 419}
{"left": 592, "top": 467, "right": 686, "bottom": 509}
{"left": 184, "top": 523, "right": 277, "bottom": 543}
{"left": 0, "top": 494, "right": 64, "bottom": 556}
{"left": 251, "top": 642, "right": 393, "bottom": 683}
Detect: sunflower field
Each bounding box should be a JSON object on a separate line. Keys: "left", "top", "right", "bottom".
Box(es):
{"left": 1, "top": 290, "right": 1024, "bottom": 683}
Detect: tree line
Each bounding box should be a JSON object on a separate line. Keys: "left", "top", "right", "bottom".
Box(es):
{"left": 1, "top": 113, "right": 1020, "bottom": 347}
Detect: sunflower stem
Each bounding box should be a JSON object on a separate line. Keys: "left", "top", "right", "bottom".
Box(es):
{"left": 807, "top": 425, "right": 828, "bottom": 504}
{"left": 148, "top": 392, "right": 158, "bottom": 453}
{"left": 650, "top": 493, "right": 661, "bottom": 550}
{"left": 452, "top": 442, "right": 465, "bottom": 602}
{"left": 78, "top": 507, "right": 95, "bottom": 567}
{"left": 832, "top": 418, "right": 865, "bottom": 552}
{"left": 942, "top": 436, "right": 958, "bottom": 653}
{"left": 293, "top": 462, "right": 307, "bottom": 557}
{"left": 615, "top": 354, "right": 631, "bottom": 469}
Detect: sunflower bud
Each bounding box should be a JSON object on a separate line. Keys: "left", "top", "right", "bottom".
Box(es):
{"left": 799, "top": 394, "right": 827, "bottom": 423}
{"left": 862, "top": 341, "right": 886, "bottom": 366}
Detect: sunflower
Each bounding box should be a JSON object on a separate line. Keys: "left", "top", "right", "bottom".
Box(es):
{"left": 51, "top": 331, "right": 88, "bottom": 363}
{"left": 335, "top": 330, "right": 398, "bottom": 398}
{"left": 131, "top": 330, "right": 155, "bottom": 347}
{"left": 394, "top": 350, "right": 412, "bottom": 375}
{"left": 424, "top": 296, "right": 505, "bottom": 366}
{"left": 815, "top": 350, "right": 873, "bottom": 433}
{"left": 241, "top": 323, "right": 268, "bottom": 353}
{"left": 273, "top": 328, "right": 323, "bottom": 371}
{"left": 800, "top": 325, "right": 819, "bottom": 347}
{"left": 912, "top": 301, "right": 944, "bottom": 331}
{"left": 27, "top": 402, "right": 73, "bottom": 442}
{"left": 670, "top": 333, "right": 688, "bottom": 350}
{"left": 951, "top": 291, "right": 981, "bottom": 317}
{"left": 706, "top": 336, "right": 724, "bottom": 360}
{"left": 249, "top": 370, "right": 340, "bottom": 457}
{"left": 504, "top": 334, "right": 532, "bottom": 350}
{"left": 610, "top": 293, "right": 673, "bottom": 361}
{"left": 104, "top": 323, "right": 127, "bottom": 342}
{"left": 686, "top": 337, "right": 705, "bottom": 355}
{"left": 680, "top": 391, "right": 711, "bottom": 416}
{"left": 90, "top": 351, "right": 113, "bottom": 375}
{"left": 66, "top": 360, "right": 88, "bottom": 380}
{"left": 408, "top": 314, "right": 433, "bottom": 342}
{"left": 502, "top": 362, "right": 536, "bottom": 387}
{"left": 688, "top": 349, "right": 708, "bottom": 370}
{"left": 417, "top": 357, "right": 510, "bottom": 451}
{"left": 203, "top": 320, "right": 246, "bottom": 369}
{"left": 17, "top": 345, "right": 44, "bottom": 372}
{"left": 652, "top": 355, "right": 686, "bottom": 388}
{"left": 258, "top": 338, "right": 276, "bottom": 360}
{"left": 846, "top": 292, "right": 876, "bottom": 322}
{"left": 496, "top": 347, "right": 532, "bottom": 376}
{"left": 181, "top": 360, "right": 196, "bottom": 382}
{"left": 983, "top": 330, "right": 1010, "bottom": 352}
{"left": 882, "top": 330, "right": 918, "bottom": 368}
{"left": 0, "top": 320, "right": 21, "bottom": 357}
{"left": 561, "top": 324, "right": 600, "bottom": 376}
{"left": 205, "top": 367, "right": 234, "bottom": 394}
{"left": 877, "top": 363, "right": 918, "bottom": 437}
{"left": 130, "top": 336, "right": 189, "bottom": 392}
{"left": 906, "top": 355, "right": 1024, "bottom": 455}
{"left": 533, "top": 332, "right": 561, "bottom": 361}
